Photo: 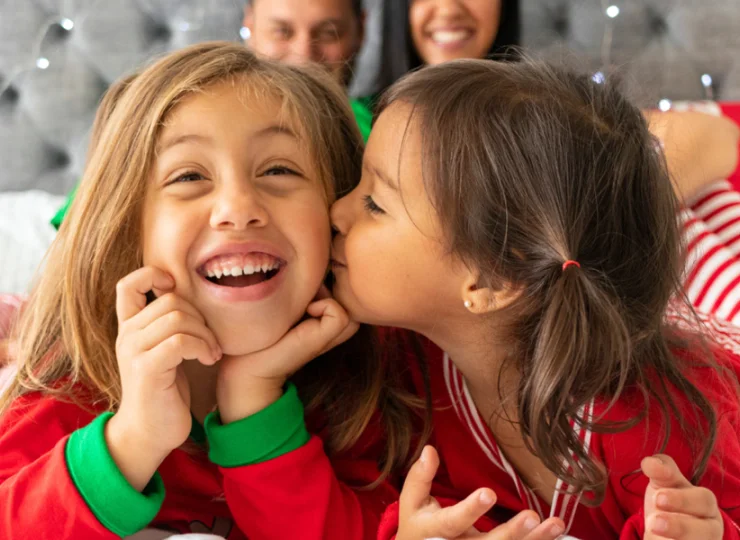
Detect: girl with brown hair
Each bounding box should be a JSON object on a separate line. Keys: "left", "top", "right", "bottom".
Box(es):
{"left": 331, "top": 58, "right": 740, "bottom": 539}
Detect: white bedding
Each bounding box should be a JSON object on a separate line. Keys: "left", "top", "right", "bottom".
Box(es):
{"left": 0, "top": 191, "right": 64, "bottom": 294}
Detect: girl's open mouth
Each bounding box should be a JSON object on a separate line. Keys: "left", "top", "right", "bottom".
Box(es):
{"left": 199, "top": 253, "right": 284, "bottom": 288}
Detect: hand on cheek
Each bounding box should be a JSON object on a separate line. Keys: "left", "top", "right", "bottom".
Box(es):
{"left": 641, "top": 454, "right": 723, "bottom": 540}
{"left": 216, "top": 285, "right": 359, "bottom": 423}
{"left": 107, "top": 266, "right": 222, "bottom": 491}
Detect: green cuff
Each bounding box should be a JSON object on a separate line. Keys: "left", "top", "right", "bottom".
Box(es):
{"left": 66, "top": 412, "right": 165, "bottom": 537}
{"left": 205, "top": 382, "right": 310, "bottom": 467}
{"left": 51, "top": 186, "right": 77, "bottom": 230}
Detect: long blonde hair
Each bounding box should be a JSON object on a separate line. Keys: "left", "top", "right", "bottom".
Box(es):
{"left": 2, "top": 43, "right": 422, "bottom": 478}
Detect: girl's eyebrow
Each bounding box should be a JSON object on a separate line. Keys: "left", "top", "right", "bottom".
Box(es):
{"left": 157, "top": 125, "right": 297, "bottom": 153}
{"left": 157, "top": 133, "right": 212, "bottom": 152}
{"left": 254, "top": 124, "right": 298, "bottom": 140}
{"left": 364, "top": 162, "right": 397, "bottom": 191}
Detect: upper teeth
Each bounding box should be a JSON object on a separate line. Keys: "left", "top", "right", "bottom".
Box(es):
{"left": 432, "top": 30, "right": 470, "bottom": 44}
{"left": 206, "top": 261, "right": 279, "bottom": 279}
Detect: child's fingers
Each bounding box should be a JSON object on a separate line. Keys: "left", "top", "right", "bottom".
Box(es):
{"left": 646, "top": 511, "right": 723, "bottom": 539}
{"left": 241, "top": 299, "right": 354, "bottom": 377}
{"left": 116, "top": 267, "right": 174, "bottom": 322}
{"left": 641, "top": 455, "right": 692, "bottom": 489}
{"left": 481, "top": 512, "right": 564, "bottom": 540}
{"left": 137, "top": 311, "right": 221, "bottom": 359}
{"left": 318, "top": 317, "right": 359, "bottom": 356}
{"left": 399, "top": 446, "right": 440, "bottom": 519}
{"left": 306, "top": 298, "right": 357, "bottom": 353}
{"left": 146, "top": 333, "right": 220, "bottom": 370}
{"left": 424, "top": 488, "right": 496, "bottom": 539}
{"left": 126, "top": 292, "right": 206, "bottom": 331}
{"left": 655, "top": 486, "right": 720, "bottom": 519}
{"left": 313, "top": 284, "right": 331, "bottom": 301}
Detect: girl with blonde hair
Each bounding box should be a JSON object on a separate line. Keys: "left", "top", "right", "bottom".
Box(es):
{"left": 0, "top": 42, "right": 418, "bottom": 539}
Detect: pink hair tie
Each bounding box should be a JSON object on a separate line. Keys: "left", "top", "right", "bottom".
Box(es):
{"left": 562, "top": 260, "right": 581, "bottom": 271}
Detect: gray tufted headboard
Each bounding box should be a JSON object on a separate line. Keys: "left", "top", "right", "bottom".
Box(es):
{"left": 1, "top": 0, "right": 740, "bottom": 194}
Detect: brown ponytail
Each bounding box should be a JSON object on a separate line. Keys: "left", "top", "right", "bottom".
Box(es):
{"left": 380, "top": 57, "right": 724, "bottom": 501}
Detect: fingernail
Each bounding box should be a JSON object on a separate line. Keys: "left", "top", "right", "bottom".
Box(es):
{"left": 479, "top": 490, "right": 494, "bottom": 506}
{"left": 656, "top": 492, "right": 669, "bottom": 508}
{"left": 652, "top": 515, "right": 668, "bottom": 533}
{"left": 550, "top": 524, "right": 564, "bottom": 536}
{"left": 213, "top": 347, "right": 222, "bottom": 360}
{"left": 524, "top": 517, "right": 539, "bottom": 531}
{"left": 419, "top": 447, "right": 428, "bottom": 467}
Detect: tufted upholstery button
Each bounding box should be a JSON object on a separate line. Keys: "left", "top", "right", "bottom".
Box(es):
{"left": 0, "top": 84, "right": 19, "bottom": 105}
{"left": 147, "top": 22, "right": 172, "bottom": 43}
{"left": 647, "top": 9, "right": 668, "bottom": 36}
{"left": 553, "top": 14, "right": 569, "bottom": 38}
{"left": 50, "top": 149, "right": 71, "bottom": 170}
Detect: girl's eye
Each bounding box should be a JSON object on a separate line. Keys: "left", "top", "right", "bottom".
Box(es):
{"left": 263, "top": 166, "right": 300, "bottom": 177}
{"left": 363, "top": 195, "right": 385, "bottom": 215}
{"left": 171, "top": 171, "right": 204, "bottom": 184}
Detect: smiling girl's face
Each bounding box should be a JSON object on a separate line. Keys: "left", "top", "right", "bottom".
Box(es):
{"left": 141, "top": 81, "right": 331, "bottom": 355}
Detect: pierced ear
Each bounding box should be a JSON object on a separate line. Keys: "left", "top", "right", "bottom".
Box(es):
{"left": 461, "top": 273, "right": 521, "bottom": 315}
{"left": 242, "top": 6, "right": 254, "bottom": 35}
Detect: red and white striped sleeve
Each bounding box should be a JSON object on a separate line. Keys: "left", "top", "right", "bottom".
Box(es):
{"left": 681, "top": 200, "right": 740, "bottom": 324}
{"left": 689, "top": 180, "right": 740, "bottom": 256}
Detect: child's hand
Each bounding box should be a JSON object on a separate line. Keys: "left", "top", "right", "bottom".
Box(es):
{"left": 642, "top": 454, "right": 723, "bottom": 540}
{"left": 216, "top": 285, "right": 358, "bottom": 423}
{"left": 397, "top": 446, "right": 565, "bottom": 540}
{"left": 107, "top": 266, "right": 221, "bottom": 490}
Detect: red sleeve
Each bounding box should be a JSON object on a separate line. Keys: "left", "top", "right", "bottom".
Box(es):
{"left": 599, "top": 350, "right": 740, "bottom": 539}
{"left": 218, "top": 434, "right": 398, "bottom": 540}
{"left": 0, "top": 393, "right": 115, "bottom": 539}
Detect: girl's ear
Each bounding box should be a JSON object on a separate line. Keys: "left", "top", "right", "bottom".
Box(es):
{"left": 460, "top": 273, "right": 521, "bottom": 315}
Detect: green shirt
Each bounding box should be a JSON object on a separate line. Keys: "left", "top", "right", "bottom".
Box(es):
{"left": 349, "top": 95, "right": 374, "bottom": 143}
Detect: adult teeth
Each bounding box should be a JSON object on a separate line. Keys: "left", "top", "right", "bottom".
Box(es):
{"left": 432, "top": 30, "right": 470, "bottom": 44}
{"left": 244, "top": 264, "right": 255, "bottom": 275}
{"left": 231, "top": 266, "right": 243, "bottom": 276}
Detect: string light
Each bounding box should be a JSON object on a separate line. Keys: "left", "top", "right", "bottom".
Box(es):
{"left": 240, "top": 26, "right": 251, "bottom": 41}
{"left": 35, "top": 57, "right": 49, "bottom": 70}
{"left": 659, "top": 99, "right": 672, "bottom": 112}
{"left": 592, "top": 71, "right": 605, "bottom": 84}
{"left": 606, "top": 5, "right": 620, "bottom": 18}
{"left": 60, "top": 18, "right": 74, "bottom": 31}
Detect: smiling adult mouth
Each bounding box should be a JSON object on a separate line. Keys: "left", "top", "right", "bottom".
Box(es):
{"left": 429, "top": 29, "right": 474, "bottom": 46}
